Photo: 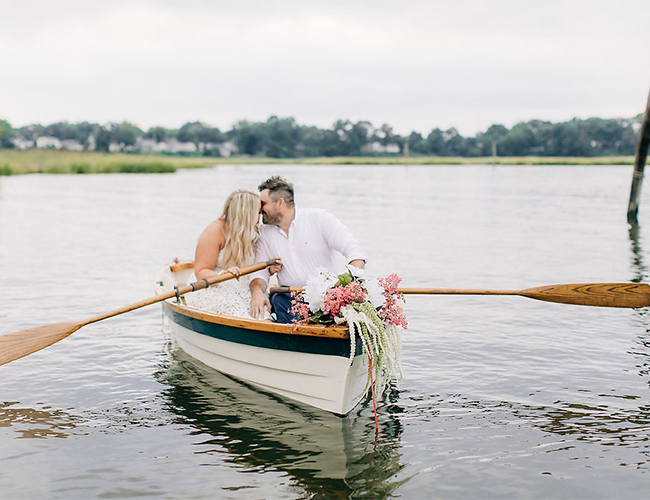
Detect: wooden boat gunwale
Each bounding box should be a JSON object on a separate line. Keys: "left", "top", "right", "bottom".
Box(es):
{"left": 164, "top": 300, "right": 349, "bottom": 339}
{"left": 163, "top": 300, "right": 361, "bottom": 358}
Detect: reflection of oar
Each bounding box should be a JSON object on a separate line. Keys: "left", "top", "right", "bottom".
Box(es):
{"left": 270, "top": 282, "right": 650, "bottom": 309}
{"left": 0, "top": 259, "right": 278, "bottom": 367}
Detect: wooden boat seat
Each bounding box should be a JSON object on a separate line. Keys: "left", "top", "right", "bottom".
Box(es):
{"left": 170, "top": 261, "right": 195, "bottom": 273}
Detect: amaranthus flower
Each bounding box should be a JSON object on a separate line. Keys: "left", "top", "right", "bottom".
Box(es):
{"left": 378, "top": 273, "right": 408, "bottom": 328}
{"left": 291, "top": 269, "right": 407, "bottom": 330}
{"left": 321, "top": 280, "right": 368, "bottom": 317}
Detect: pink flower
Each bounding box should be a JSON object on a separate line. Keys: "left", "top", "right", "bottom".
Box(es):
{"left": 378, "top": 274, "right": 408, "bottom": 328}
{"left": 290, "top": 270, "right": 407, "bottom": 330}
{"left": 322, "top": 281, "right": 368, "bottom": 317}
{"left": 290, "top": 292, "right": 311, "bottom": 325}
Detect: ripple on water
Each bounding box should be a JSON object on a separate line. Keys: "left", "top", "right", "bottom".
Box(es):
{"left": 2, "top": 166, "right": 650, "bottom": 498}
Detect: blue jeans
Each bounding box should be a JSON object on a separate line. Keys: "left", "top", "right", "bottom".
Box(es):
{"left": 270, "top": 292, "right": 297, "bottom": 324}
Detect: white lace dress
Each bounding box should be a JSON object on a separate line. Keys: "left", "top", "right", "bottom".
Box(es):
{"left": 185, "top": 257, "right": 269, "bottom": 320}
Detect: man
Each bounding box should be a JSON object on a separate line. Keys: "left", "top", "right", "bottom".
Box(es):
{"left": 249, "top": 176, "right": 366, "bottom": 322}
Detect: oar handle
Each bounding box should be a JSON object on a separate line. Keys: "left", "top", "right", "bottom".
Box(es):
{"left": 269, "top": 286, "right": 299, "bottom": 294}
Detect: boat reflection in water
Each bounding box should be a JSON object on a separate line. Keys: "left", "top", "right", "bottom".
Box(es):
{"left": 154, "top": 342, "right": 407, "bottom": 497}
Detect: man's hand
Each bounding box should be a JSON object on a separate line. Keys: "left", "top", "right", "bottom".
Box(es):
{"left": 250, "top": 278, "right": 271, "bottom": 319}
{"left": 349, "top": 259, "right": 365, "bottom": 269}
{"left": 268, "top": 257, "right": 282, "bottom": 275}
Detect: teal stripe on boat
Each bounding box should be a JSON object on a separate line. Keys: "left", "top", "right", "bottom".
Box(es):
{"left": 164, "top": 305, "right": 362, "bottom": 358}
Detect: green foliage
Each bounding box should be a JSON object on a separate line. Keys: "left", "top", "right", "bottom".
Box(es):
{"left": 145, "top": 126, "right": 175, "bottom": 142}
{"left": 336, "top": 270, "right": 354, "bottom": 287}
{"left": 70, "top": 162, "right": 92, "bottom": 174}
{"left": 492, "top": 118, "right": 640, "bottom": 157}
{"left": 177, "top": 122, "right": 224, "bottom": 145}
{"left": 108, "top": 162, "right": 176, "bottom": 173}
{"left": 0, "top": 114, "right": 644, "bottom": 161}
{"left": 0, "top": 120, "right": 16, "bottom": 149}
{"left": 0, "top": 149, "right": 216, "bottom": 175}
{"left": 64, "top": 161, "right": 176, "bottom": 174}
{"left": 94, "top": 126, "right": 113, "bottom": 152}
{"left": 112, "top": 122, "right": 142, "bottom": 147}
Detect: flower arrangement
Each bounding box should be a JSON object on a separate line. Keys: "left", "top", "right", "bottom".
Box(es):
{"left": 290, "top": 266, "right": 408, "bottom": 393}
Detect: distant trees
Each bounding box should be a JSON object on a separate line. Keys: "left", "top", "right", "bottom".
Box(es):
{"left": 177, "top": 122, "right": 225, "bottom": 147}
{"left": 476, "top": 125, "right": 508, "bottom": 156}
{"left": 93, "top": 122, "right": 142, "bottom": 152}
{"left": 144, "top": 126, "right": 175, "bottom": 143}
{"left": 0, "top": 115, "right": 642, "bottom": 157}
{"left": 230, "top": 117, "right": 301, "bottom": 158}
{"left": 0, "top": 120, "right": 16, "bottom": 148}
{"left": 490, "top": 118, "right": 639, "bottom": 157}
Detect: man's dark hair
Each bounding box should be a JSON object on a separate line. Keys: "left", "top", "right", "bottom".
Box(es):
{"left": 258, "top": 176, "right": 295, "bottom": 206}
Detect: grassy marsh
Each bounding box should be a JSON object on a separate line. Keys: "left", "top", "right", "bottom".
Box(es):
{"left": 0, "top": 149, "right": 635, "bottom": 175}
{"left": 0, "top": 150, "right": 213, "bottom": 175}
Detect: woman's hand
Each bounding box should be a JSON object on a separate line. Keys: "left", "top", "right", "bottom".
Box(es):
{"left": 219, "top": 266, "right": 242, "bottom": 280}
{"left": 250, "top": 278, "right": 271, "bottom": 319}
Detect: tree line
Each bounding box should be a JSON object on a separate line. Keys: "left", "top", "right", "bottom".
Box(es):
{"left": 0, "top": 115, "right": 642, "bottom": 157}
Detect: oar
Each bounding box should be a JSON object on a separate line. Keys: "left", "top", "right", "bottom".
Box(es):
{"left": 269, "top": 282, "right": 650, "bottom": 309}
{"left": 0, "top": 259, "right": 278, "bottom": 367}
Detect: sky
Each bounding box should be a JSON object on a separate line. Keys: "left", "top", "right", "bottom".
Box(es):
{"left": 1, "top": 0, "right": 650, "bottom": 137}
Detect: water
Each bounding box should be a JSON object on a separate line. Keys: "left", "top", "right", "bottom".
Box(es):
{"left": 1, "top": 164, "right": 650, "bottom": 498}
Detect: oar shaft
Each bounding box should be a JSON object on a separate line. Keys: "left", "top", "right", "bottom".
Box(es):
{"left": 270, "top": 286, "right": 519, "bottom": 296}
{"left": 398, "top": 288, "right": 519, "bottom": 295}
{"left": 270, "top": 286, "right": 520, "bottom": 296}
{"left": 0, "top": 258, "right": 279, "bottom": 368}
{"left": 270, "top": 282, "right": 650, "bottom": 308}
{"left": 401, "top": 284, "right": 650, "bottom": 308}
{"left": 82, "top": 259, "right": 277, "bottom": 326}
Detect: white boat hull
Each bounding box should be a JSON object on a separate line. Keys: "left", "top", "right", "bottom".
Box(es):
{"left": 165, "top": 310, "right": 369, "bottom": 415}
{"left": 156, "top": 261, "right": 370, "bottom": 415}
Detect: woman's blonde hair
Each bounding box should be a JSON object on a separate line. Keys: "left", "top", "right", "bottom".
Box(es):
{"left": 219, "top": 189, "right": 260, "bottom": 269}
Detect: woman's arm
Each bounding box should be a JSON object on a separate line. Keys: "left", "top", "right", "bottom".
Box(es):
{"left": 193, "top": 220, "right": 227, "bottom": 281}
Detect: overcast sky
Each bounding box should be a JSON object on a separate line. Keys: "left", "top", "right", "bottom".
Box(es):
{"left": 1, "top": 0, "right": 649, "bottom": 136}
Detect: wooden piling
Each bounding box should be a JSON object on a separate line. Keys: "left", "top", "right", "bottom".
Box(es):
{"left": 627, "top": 86, "right": 650, "bottom": 223}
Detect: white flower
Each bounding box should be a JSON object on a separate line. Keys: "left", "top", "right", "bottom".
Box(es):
{"left": 366, "top": 277, "right": 384, "bottom": 308}
{"left": 304, "top": 267, "right": 336, "bottom": 312}
{"left": 346, "top": 264, "right": 367, "bottom": 280}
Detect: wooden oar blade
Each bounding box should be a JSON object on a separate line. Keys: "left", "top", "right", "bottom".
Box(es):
{"left": 0, "top": 321, "right": 82, "bottom": 366}
{"left": 520, "top": 283, "right": 650, "bottom": 308}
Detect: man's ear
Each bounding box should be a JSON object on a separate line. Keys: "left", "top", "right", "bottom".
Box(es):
{"left": 277, "top": 197, "right": 285, "bottom": 208}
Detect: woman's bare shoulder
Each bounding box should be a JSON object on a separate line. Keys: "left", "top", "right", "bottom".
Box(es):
{"left": 199, "top": 218, "right": 226, "bottom": 244}
{"left": 204, "top": 218, "right": 226, "bottom": 233}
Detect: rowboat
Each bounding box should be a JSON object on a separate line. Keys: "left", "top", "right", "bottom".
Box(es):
{"left": 154, "top": 261, "right": 370, "bottom": 416}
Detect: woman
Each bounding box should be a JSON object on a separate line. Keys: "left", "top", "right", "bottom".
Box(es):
{"left": 185, "top": 189, "right": 270, "bottom": 319}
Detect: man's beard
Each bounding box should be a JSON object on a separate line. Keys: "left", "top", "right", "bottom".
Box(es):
{"left": 262, "top": 212, "right": 282, "bottom": 225}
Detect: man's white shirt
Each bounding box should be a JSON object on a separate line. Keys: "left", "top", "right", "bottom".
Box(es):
{"left": 252, "top": 207, "right": 366, "bottom": 286}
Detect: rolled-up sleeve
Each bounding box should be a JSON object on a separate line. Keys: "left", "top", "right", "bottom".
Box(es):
{"left": 322, "top": 211, "right": 367, "bottom": 264}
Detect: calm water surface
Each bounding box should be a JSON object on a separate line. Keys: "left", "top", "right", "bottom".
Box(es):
{"left": 1, "top": 164, "right": 650, "bottom": 498}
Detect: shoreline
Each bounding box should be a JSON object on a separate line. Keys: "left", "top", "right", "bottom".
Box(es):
{"left": 0, "top": 149, "right": 636, "bottom": 175}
